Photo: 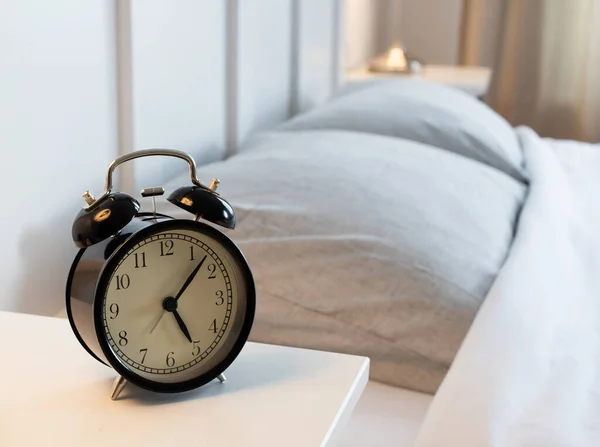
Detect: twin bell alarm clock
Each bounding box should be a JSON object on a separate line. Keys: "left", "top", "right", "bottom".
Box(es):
{"left": 66, "top": 149, "right": 255, "bottom": 400}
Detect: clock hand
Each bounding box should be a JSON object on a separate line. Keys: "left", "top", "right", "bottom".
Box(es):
{"left": 172, "top": 309, "right": 193, "bottom": 343}
{"left": 150, "top": 254, "right": 206, "bottom": 338}
{"left": 174, "top": 255, "right": 207, "bottom": 301}
{"left": 149, "top": 310, "right": 166, "bottom": 334}
{"left": 161, "top": 297, "right": 192, "bottom": 343}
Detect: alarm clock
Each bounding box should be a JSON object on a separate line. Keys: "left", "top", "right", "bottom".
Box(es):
{"left": 66, "top": 149, "right": 255, "bottom": 400}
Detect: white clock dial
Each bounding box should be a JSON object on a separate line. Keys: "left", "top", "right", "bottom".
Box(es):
{"left": 102, "top": 228, "right": 247, "bottom": 384}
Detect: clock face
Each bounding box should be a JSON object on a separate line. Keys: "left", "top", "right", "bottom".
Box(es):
{"left": 96, "top": 221, "right": 254, "bottom": 390}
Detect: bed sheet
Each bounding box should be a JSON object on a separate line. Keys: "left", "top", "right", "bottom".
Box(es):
{"left": 414, "top": 129, "right": 600, "bottom": 446}
{"left": 339, "top": 381, "right": 432, "bottom": 447}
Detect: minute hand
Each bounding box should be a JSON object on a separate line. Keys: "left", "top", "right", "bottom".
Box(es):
{"left": 174, "top": 255, "right": 207, "bottom": 301}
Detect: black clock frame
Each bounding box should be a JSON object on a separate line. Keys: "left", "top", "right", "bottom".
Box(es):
{"left": 67, "top": 217, "right": 256, "bottom": 394}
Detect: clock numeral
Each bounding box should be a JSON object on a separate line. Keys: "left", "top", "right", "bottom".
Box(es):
{"left": 139, "top": 348, "right": 148, "bottom": 364}
{"left": 209, "top": 319, "right": 218, "bottom": 334}
{"left": 166, "top": 351, "right": 175, "bottom": 367}
{"left": 115, "top": 274, "right": 130, "bottom": 290}
{"left": 134, "top": 252, "right": 147, "bottom": 268}
{"left": 207, "top": 263, "right": 217, "bottom": 279}
{"left": 160, "top": 240, "right": 174, "bottom": 256}
{"left": 109, "top": 303, "right": 119, "bottom": 319}
{"left": 215, "top": 290, "right": 224, "bottom": 306}
{"left": 192, "top": 341, "right": 201, "bottom": 357}
{"left": 118, "top": 330, "right": 128, "bottom": 346}
{"left": 189, "top": 245, "right": 195, "bottom": 261}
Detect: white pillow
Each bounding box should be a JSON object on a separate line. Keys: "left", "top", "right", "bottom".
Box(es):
{"left": 278, "top": 78, "right": 527, "bottom": 182}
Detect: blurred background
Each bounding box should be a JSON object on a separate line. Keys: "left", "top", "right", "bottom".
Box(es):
{"left": 347, "top": 0, "right": 599, "bottom": 143}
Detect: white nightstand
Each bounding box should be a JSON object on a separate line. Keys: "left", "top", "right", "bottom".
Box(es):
{"left": 0, "top": 311, "right": 369, "bottom": 447}
{"left": 345, "top": 65, "right": 492, "bottom": 98}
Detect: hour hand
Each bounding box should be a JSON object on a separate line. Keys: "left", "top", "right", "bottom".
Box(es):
{"left": 172, "top": 309, "right": 193, "bottom": 343}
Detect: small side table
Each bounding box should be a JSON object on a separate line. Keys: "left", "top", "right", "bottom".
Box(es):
{"left": 345, "top": 65, "right": 492, "bottom": 98}
{"left": 0, "top": 311, "right": 369, "bottom": 447}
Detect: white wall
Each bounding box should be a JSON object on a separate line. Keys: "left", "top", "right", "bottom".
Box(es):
{"left": 127, "top": 0, "right": 227, "bottom": 192}
{"left": 0, "top": 0, "right": 344, "bottom": 315}
{"left": 236, "top": 0, "right": 294, "bottom": 146}
{"left": 0, "top": 0, "right": 118, "bottom": 315}
{"left": 295, "top": 0, "right": 339, "bottom": 113}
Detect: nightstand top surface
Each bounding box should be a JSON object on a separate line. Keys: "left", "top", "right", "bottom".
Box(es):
{"left": 0, "top": 311, "right": 369, "bottom": 447}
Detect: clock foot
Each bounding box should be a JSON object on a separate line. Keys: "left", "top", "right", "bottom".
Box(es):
{"left": 110, "top": 375, "right": 128, "bottom": 401}
{"left": 217, "top": 373, "right": 227, "bottom": 383}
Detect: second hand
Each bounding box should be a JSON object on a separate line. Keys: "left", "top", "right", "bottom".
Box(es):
{"left": 149, "top": 310, "right": 165, "bottom": 334}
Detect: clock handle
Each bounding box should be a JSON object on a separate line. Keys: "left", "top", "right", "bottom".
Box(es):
{"left": 87, "top": 149, "right": 210, "bottom": 210}
{"left": 71, "top": 149, "right": 223, "bottom": 247}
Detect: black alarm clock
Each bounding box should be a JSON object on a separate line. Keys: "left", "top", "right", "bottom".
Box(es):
{"left": 66, "top": 149, "right": 255, "bottom": 400}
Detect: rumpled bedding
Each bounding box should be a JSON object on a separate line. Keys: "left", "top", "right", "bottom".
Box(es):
{"left": 415, "top": 127, "right": 600, "bottom": 446}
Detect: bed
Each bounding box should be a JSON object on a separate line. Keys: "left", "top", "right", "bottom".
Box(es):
{"left": 151, "top": 75, "right": 600, "bottom": 445}
{"left": 149, "top": 79, "right": 524, "bottom": 444}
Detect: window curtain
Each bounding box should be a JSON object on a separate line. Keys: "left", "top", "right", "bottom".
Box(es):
{"left": 461, "top": 0, "right": 600, "bottom": 143}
